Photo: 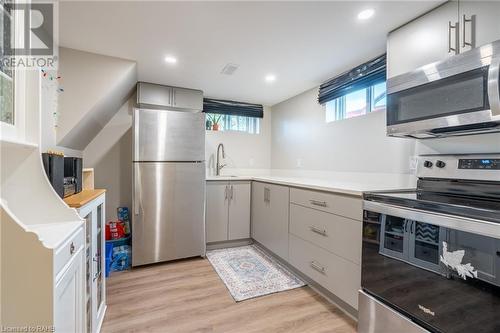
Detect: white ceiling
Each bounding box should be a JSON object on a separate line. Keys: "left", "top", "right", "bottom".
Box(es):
{"left": 59, "top": 1, "right": 441, "bottom": 106}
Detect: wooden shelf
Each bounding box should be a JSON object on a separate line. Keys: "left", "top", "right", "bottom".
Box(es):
{"left": 64, "top": 189, "right": 106, "bottom": 208}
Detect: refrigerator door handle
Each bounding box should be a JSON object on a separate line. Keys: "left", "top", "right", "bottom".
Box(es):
{"left": 134, "top": 166, "right": 140, "bottom": 216}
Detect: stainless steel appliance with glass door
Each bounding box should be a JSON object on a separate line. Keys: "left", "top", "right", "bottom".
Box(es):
{"left": 386, "top": 39, "right": 500, "bottom": 138}
{"left": 133, "top": 83, "right": 205, "bottom": 266}
{"left": 360, "top": 154, "right": 500, "bottom": 333}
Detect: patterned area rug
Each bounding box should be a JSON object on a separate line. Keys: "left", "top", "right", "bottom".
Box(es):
{"left": 206, "top": 245, "right": 306, "bottom": 302}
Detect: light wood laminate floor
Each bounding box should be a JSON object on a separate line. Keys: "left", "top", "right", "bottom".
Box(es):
{"left": 102, "top": 258, "right": 357, "bottom": 333}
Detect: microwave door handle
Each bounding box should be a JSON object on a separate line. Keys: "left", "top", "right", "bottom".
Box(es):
{"left": 488, "top": 57, "right": 500, "bottom": 117}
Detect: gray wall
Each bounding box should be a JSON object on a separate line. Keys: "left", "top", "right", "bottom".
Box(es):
{"left": 270, "top": 87, "right": 416, "bottom": 174}
{"left": 270, "top": 87, "right": 500, "bottom": 174}
{"left": 83, "top": 99, "right": 134, "bottom": 222}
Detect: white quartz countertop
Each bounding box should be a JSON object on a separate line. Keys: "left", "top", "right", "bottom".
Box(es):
{"left": 206, "top": 170, "right": 416, "bottom": 197}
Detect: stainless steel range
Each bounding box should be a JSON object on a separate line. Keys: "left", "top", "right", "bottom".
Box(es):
{"left": 359, "top": 154, "right": 500, "bottom": 333}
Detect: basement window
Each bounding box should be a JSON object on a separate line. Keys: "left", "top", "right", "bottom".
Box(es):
{"left": 319, "top": 54, "right": 386, "bottom": 122}
{"left": 206, "top": 113, "right": 260, "bottom": 134}
{"left": 325, "top": 82, "right": 386, "bottom": 122}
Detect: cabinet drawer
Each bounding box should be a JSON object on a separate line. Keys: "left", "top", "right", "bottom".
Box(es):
{"left": 290, "top": 204, "right": 362, "bottom": 264}
{"left": 289, "top": 234, "right": 360, "bottom": 309}
{"left": 55, "top": 226, "right": 85, "bottom": 277}
{"left": 290, "top": 188, "right": 362, "bottom": 220}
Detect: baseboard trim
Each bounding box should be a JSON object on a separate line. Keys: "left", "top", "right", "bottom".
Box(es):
{"left": 206, "top": 238, "right": 253, "bottom": 251}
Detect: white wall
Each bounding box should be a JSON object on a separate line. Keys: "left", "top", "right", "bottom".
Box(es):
{"left": 57, "top": 48, "right": 137, "bottom": 150}
{"left": 40, "top": 68, "right": 82, "bottom": 157}
{"left": 270, "top": 87, "right": 416, "bottom": 174}
{"left": 206, "top": 107, "right": 272, "bottom": 175}
{"left": 415, "top": 133, "right": 500, "bottom": 155}
{"left": 83, "top": 98, "right": 134, "bottom": 222}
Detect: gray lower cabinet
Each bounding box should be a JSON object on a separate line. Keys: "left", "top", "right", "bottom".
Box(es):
{"left": 250, "top": 183, "right": 363, "bottom": 310}
{"left": 251, "top": 182, "right": 290, "bottom": 260}
{"left": 206, "top": 181, "right": 251, "bottom": 243}
{"left": 289, "top": 203, "right": 362, "bottom": 265}
{"left": 289, "top": 234, "right": 361, "bottom": 310}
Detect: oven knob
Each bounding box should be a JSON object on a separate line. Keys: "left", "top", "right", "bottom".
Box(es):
{"left": 436, "top": 160, "right": 446, "bottom": 168}
{"left": 423, "top": 160, "right": 433, "bottom": 168}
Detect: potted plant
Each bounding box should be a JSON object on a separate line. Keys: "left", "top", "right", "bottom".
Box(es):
{"left": 207, "top": 114, "right": 222, "bottom": 131}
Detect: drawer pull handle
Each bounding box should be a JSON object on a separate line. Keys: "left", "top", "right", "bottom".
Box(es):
{"left": 309, "top": 226, "right": 327, "bottom": 236}
{"left": 310, "top": 261, "right": 326, "bottom": 274}
{"left": 309, "top": 200, "right": 327, "bottom": 207}
{"left": 70, "top": 242, "right": 75, "bottom": 255}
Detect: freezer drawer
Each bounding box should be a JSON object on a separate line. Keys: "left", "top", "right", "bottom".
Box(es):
{"left": 132, "top": 162, "right": 205, "bottom": 266}
{"left": 133, "top": 108, "right": 205, "bottom": 162}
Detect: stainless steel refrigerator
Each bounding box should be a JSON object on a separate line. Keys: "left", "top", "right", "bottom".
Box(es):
{"left": 132, "top": 108, "right": 205, "bottom": 266}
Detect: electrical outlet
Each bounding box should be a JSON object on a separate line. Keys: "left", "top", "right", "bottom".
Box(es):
{"left": 249, "top": 158, "right": 255, "bottom": 167}
{"left": 296, "top": 158, "right": 303, "bottom": 168}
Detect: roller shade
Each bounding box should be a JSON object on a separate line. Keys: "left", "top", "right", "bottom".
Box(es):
{"left": 318, "top": 54, "right": 386, "bottom": 105}
{"left": 203, "top": 98, "right": 264, "bottom": 118}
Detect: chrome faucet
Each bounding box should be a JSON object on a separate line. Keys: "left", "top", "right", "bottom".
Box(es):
{"left": 216, "top": 143, "right": 226, "bottom": 176}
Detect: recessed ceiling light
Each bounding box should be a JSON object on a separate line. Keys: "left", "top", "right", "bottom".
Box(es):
{"left": 357, "top": 8, "right": 375, "bottom": 20}
{"left": 164, "top": 56, "right": 177, "bottom": 64}
{"left": 265, "top": 74, "right": 276, "bottom": 82}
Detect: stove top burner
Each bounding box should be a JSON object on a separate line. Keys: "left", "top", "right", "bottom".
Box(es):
{"left": 364, "top": 190, "right": 500, "bottom": 224}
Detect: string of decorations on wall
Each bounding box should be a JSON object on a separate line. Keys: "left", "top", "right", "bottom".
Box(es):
{"left": 41, "top": 68, "right": 64, "bottom": 129}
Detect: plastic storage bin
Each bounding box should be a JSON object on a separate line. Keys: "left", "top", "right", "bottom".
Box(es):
{"left": 106, "top": 236, "right": 131, "bottom": 275}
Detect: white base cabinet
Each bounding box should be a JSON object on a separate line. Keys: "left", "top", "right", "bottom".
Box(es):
{"left": 251, "top": 182, "right": 290, "bottom": 261}
{"left": 0, "top": 210, "right": 86, "bottom": 332}
{"left": 75, "top": 193, "right": 106, "bottom": 333}
{"left": 206, "top": 181, "right": 251, "bottom": 243}
{"left": 55, "top": 247, "right": 85, "bottom": 333}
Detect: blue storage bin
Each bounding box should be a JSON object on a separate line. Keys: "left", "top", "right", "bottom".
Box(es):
{"left": 105, "top": 242, "right": 113, "bottom": 278}
{"left": 106, "top": 236, "right": 132, "bottom": 275}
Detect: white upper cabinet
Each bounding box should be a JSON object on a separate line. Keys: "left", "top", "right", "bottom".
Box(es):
{"left": 172, "top": 87, "right": 204, "bottom": 111}
{"left": 387, "top": 1, "right": 459, "bottom": 78}
{"left": 459, "top": 1, "right": 500, "bottom": 53}
{"left": 387, "top": 1, "right": 500, "bottom": 79}
{"left": 137, "top": 82, "right": 203, "bottom": 111}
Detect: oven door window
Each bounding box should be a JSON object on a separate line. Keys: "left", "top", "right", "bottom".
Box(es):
{"left": 409, "top": 221, "right": 444, "bottom": 273}
{"left": 387, "top": 66, "right": 489, "bottom": 125}
{"left": 379, "top": 215, "right": 408, "bottom": 260}
{"left": 447, "top": 230, "right": 500, "bottom": 286}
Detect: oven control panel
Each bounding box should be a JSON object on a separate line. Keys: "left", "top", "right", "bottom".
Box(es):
{"left": 459, "top": 159, "right": 500, "bottom": 170}
{"left": 418, "top": 154, "right": 500, "bottom": 181}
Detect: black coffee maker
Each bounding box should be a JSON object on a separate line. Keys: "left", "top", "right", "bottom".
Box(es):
{"left": 63, "top": 157, "right": 83, "bottom": 197}
{"left": 42, "top": 153, "right": 83, "bottom": 198}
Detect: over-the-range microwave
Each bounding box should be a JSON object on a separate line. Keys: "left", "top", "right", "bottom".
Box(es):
{"left": 386, "top": 39, "right": 500, "bottom": 139}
